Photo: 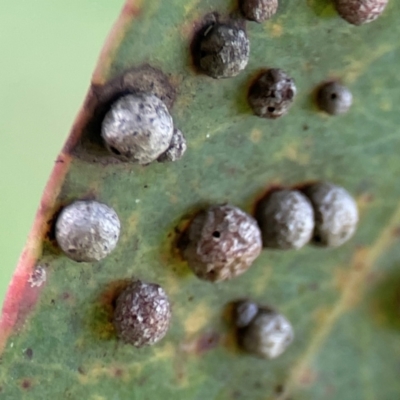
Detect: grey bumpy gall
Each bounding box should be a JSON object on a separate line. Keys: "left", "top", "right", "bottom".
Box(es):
{"left": 258, "top": 190, "right": 315, "bottom": 250}
{"left": 157, "top": 128, "right": 187, "bottom": 162}
{"left": 55, "top": 200, "right": 120, "bottom": 262}
{"left": 101, "top": 93, "right": 174, "bottom": 164}
{"left": 248, "top": 68, "right": 296, "bottom": 119}
{"left": 182, "top": 204, "right": 262, "bottom": 282}
{"left": 241, "top": 307, "right": 294, "bottom": 359}
{"left": 113, "top": 280, "right": 171, "bottom": 347}
{"left": 334, "top": 0, "right": 388, "bottom": 25}
{"left": 234, "top": 300, "right": 259, "bottom": 328}
{"left": 240, "top": 0, "right": 279, "bottom": 23}
{"left": 317, "top": 82, "right": 353, "bottom": 115}
{"left": 199, "top": 24, "right": 250, "bottom": 79}
{"left": 304, "top": 182, "right": 359, "bottom": 248}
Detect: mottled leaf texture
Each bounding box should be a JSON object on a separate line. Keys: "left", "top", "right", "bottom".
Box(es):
{"left": 1, "top": 1, "right": 400, "bottom": 399}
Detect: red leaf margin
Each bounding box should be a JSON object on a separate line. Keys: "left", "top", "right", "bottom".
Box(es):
{"left": 0, "top": 0, "right": 141, "bottom": 353}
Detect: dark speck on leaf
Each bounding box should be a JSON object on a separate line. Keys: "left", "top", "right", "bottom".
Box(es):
{"left": 24, "top": 348, "right": 33, "bottom": 360}
{"left": 196, "top": 332, "right": 220, "bottom": 353}
{"left": 21, "top": 379, "right": 31, "bottom": 390}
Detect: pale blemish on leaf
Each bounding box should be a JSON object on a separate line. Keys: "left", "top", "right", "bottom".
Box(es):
{"left": 205, "top": 156, "right": 214, "bottom": 167}
{"left": 120, "top": 212, "right": 139, "bottom": 244}
{"left": 307, "top": 0, "right": 335, "bottom": 17}
{"left": 274, "top": 140, "right": 310, "bottom": 165}
{"left": 184, "top": 303, "right": 211, "bottom": 335}
{"left": 160, "top": 273, "right": 182, "bottom": 296}
{"left": 334, "top": 267, "right": 350, "bottom": 293}
{"left": 380, "top": 100, "right": 392, "bottom": 111}
{"left": 343, "top": 44, "right": 393, "bottom": 83}
{"left": 333, "top": 266, "right": 362, "bottom": 310}
{"left": 312, "top": 306, "right": 331, "bottom": 327}
{"left": 250, "top": 128, "right": 262, "bottom": 144}
{"left": 91, "top": 395, "right": 107, "bottom": 400}
{"left": 77, "top": 363, "right": 114, "bottom": 385}
{"left": 168, "top": 193, "right": 179, "bottom": 204}
{"left": 254, "top": 264, "right": 273, "bottom": 295}
{"left": 356, "top": 192, "right": 375, "bottom": 215}
{"left": 297, "top": 367, "right": 318, "bottom": 387}
{"left": 151, "top": 341, "right": 175, "bottom": 361}
{"left": 267, "top": 23, "right": 283, "bottom": 38}
{"left": 79, "top": 362, "right": 142, "bottom": 385}
{"left": 184, "top": 0, "right": 202, "bottom": 17}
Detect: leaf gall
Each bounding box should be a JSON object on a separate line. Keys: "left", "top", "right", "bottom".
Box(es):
{"left": 234, "top": 300, "right": 259, "bottom": 328}
{"left": 101, "top": 93, "right": 174, "bottom": 164}
{"left": 334, "top": 0, "right": 388, "bottom": 25}
{"left": 248, "top": 69, "right": 296, "bottom": 119}
{"left": 257, "top": 190, "right": 315, "bottom": 249}
{"left": 55, "top": 200, "right": 120, "bottom": 262}
{"left": 113, "top": 280, "right": 171, "bottom": 347}
{"left": 304, "top": 182, "right": 359, "bottom": 248}
{"left": 157, "top": 128, "right": 187, "bottom": 162}
{"left": 182, "top": 204, "right": 262, "bottom": 282}
{"left": 238, "top": 305, "right": 294, "bottom": 359}
{"left": 317, "top": 82, "right": 353, "bottom": 115}
{"left": 240, "top": 0, "right": 279, "bottom": 23}
{"left": 199, "top": 24, "right": 250, "bottom": 79}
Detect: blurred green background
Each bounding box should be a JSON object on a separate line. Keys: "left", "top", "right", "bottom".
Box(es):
{"left": 0, "top": 1, "right": 123, "bottom": 307}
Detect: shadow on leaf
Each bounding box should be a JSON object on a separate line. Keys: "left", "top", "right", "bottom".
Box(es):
{"left": 88, "top": 279, "right": 132, "bottom": 341}
{"left": 369, "top": 268, "right": 400, "bottom": 331}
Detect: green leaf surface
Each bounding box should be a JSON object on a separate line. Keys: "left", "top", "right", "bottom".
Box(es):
{"left": 1, "top": 0, "right": 400, "bottom": 399}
